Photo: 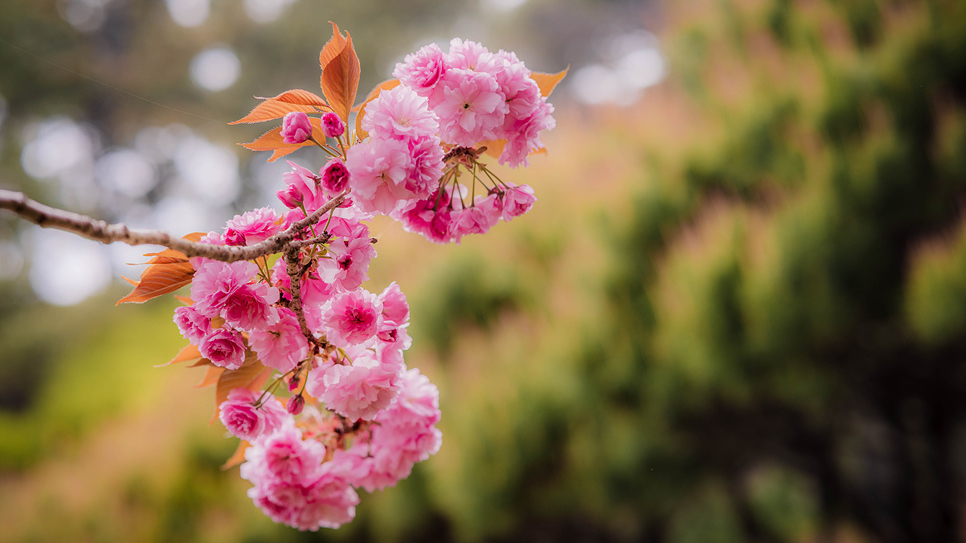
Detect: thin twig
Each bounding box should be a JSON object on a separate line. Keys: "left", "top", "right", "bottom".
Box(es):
{"left": 0, "top": 188, "right": 348, "bottom": 262}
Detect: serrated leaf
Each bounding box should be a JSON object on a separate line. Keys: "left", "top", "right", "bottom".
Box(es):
{"left": 532, "top": 67, "right": 569, "bottom": 98}
{"left": 222, "top": 440, "right": 251, "bottom": 470}
{"left": 214, "top": 351, "right": 270, "bottom": 411}
{"left": 117, "top": 232, "right": 205, "bottom": 305}
{"left": 240, "top": 118, "right": 326, "bottom": 162}
{"left": 229, "top": 89, "right": 331, "bottom": 125}
{"left": 319, "top": 22, "right": 347, "bottom": 76}
{"left": 354, "top": 79, "right": 400, "bottom": 142}
{"left": 320, "top": 29, "right": 360, "bottom": 124}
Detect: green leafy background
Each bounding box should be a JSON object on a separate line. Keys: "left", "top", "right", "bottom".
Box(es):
{"left": 3, "top": 0, "right": 966, "bottom": 542}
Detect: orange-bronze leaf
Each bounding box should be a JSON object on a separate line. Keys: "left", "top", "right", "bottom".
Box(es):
{"left": 240, "top": 118, "right": 326, "bottom": 162}
{"left": 532, "top": 67, "right": 569, "bottom": 98}
{"left": 222, "top": 440, "right": 251, "bottom": 470}
{"left": 319, "top": 22, "right": 347, "bottom": 75}
{"left": 320, "top": 30, "right": 361, "bottom": 124}
{"left": 229, "top": 89, "right": 331, "bottom": 125}
{"left": 116, "top": 232, "right": 205, "bottom": 305}
{"left": 214, "top": 351, "right": 270, "bottom": 412}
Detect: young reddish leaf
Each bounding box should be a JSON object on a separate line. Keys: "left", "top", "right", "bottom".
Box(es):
{"left": 196, "top": 365, "right": 226, "bottom": 388}
{"left": 354, "top": 79, "right": 400, "bottom": 142}
{"left": 222, "top": 440, "right": 251, "bottom": 470}
{"left": 155, "top": 343, "right": 207, "bottom": 368}
{"left": 117, "top": 232, "right": 205, "bottom": 305}
{"left": 320, "top": 30, "right": 361, "bottom": 124}
{"left": 319, "top": 22, "right": 347, "bottom": 76}
{"left": 240, "top": 118, "right": 326, "bottom": 162}
{"left": 229, "top": 89, "right": 331, "bottom": 125}
{"left": 215, "top": 351, "right": 270, "bottom": 411}
{"left": 531, "top": 67, "right": 569, "bottom": 98}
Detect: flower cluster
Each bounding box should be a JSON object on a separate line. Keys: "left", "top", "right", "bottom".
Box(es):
{"left": 348, "top": 37, "right": 550, "bottom": 244}
{"left": 160, "top": 26, "right": 559, "bottom": 531}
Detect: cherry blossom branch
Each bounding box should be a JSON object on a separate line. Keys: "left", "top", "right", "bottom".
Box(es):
{"left": 0, "top": 188, "right": 348, "bottom": 262}
{"left": 284, "top": 244, "right": 315, "bottom": 342}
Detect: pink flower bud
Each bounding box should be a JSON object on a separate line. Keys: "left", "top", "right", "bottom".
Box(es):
{"left": 223, "top": 228, "right": 246, "bottom": 246}
{"left": 287, "top": 394, "right": 305, "bottom": 415}
{"left": 321, "top": 158, "right": 350, "bottom": 193}
{"left": 288, "top": 375, "right": 301, "bottom": 392}
{"left": 501, "top": 184, "right": 536, "bottom": 219}
{"left": 321, "top": 112, "right": 345, "bottom": 138}
{"left": 280, "top": 111, "right": 313, "bottom": 144}
{"left": 276, "top": 184, "right": 304, "bottom": 209}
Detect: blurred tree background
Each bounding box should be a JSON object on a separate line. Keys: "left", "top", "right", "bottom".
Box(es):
{"left": 3, "top": 0, "right": 966, "bottom": 542}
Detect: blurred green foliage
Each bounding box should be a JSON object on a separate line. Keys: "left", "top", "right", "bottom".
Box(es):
{"left": 406, "top": 1, "right": 966, "bottom": 542}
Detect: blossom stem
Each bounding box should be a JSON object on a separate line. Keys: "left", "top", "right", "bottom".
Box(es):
{"left": 309, "top": 136, "right": 339, "bottom": 158}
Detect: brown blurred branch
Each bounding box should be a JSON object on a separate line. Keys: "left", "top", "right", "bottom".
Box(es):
{"left": 0, "top": 188, "right": 348, "bottom": 262}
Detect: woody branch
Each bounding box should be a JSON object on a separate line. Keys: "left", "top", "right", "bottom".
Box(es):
{"left": 0, "top": 188, "right": 348, "bottom": 262}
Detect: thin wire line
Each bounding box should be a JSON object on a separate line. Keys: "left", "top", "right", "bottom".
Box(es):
{"left": 0, "top": 37, "right": 228, "bottom": 125}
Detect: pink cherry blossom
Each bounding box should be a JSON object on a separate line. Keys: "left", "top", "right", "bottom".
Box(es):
{"left": 405, "top": 135, "right": 445, "bottom": 197}
{"left": 276, "top": 183, "right": 304, "bottom": 209}
{"left": 445, "top": 38, "right": 499, "bottom": 74}
{"left": 218, "top": 388, "right": 289, "bottom": 442}
{"left": 327, "top": 369, "right": 442, "bottom": 492}
{"left": 223, "top": 228, "right": 246, "bottom": 246}
{"left": 329, "top": 442, "right": 416, "bottom": 493}
{"left": 375, "top": 326, "right": 411, "bottom": 374}
{"left": 287, "top": 395, "right": 305, "bottom": 415}
{"left": 280, "top": 111, "right": 313, "bottom": 144}
{"left": 393, "top": 43, "right": 447, "bottom": 97}
{"left": 433, "top": 69, "right": 507, "bottom": 147}
{"left": 317, "top": 233, "right": 376, "bottom": 291}
{"left": 500, "top": 99, "right": 556, "bottom": 168}
{"left": 224, "top": 207, "right": 283, "bottom": 245}
{"left": 318, "top": 288, "right": 383, "bottom": 346}
{"left": 376, "top": 367, "right": 442, "bottom": 433}
{"left": 173, "top": 305, "right": 210, "bottom": 343}
{"left": 199, "top": 327, "right": 247, "bottom": 370}
{"left": 243, "top": 425, "right": 326, "bottom": 485}
{"left": 492, "top": 52, "right": 541, "bottom": 120}
{"left": 247, "top": 465, "right": 359, "bottom": 531}
{"left": 501, "top": 183, "right": 537, "bottom": 219}
{"left": 307, "top": 359, "right": 399, "bottom": 421}
{"left": 192, "top": 260, "right": 260, "bottom": 317}
{"left": 379, "top": 282, "right": 409, "bottom": 325}
{"left": 320, "top": 158, "right": 349, "bottom": 195}
{"left": 293, "top": 469, "right": 359, "bottom": 530}
{"left": 321, "top": 111, "right": 345, "bottom": 139}
{"left": 281, "top": 161, "right": 327, "bottom": 212}
{"left": 392, "top": 188, "right": 458, "bottom": 244}
{"left": 362, "top": 84, "right": 439, "bottom": 141}
{"left": 249, "top": 307, "right": 309, "bottom": 373}
{"left": 475, "top": 192, "right": 504, "bottom": 228}
{"left": 223, "top": 283, "right": 279, "bottom": 331}
{"left": 452, "top": 207, "right": 490, "bottom": 242}
{"left": 345, "top": 137, "right": 412, "bottom": 214}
